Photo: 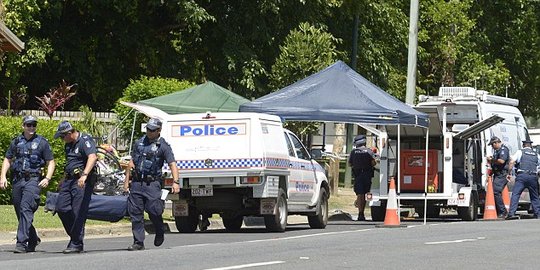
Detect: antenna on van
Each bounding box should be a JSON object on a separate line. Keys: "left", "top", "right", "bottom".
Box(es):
{"left": 203, "top": 111, "right": 215, "bottom": 119}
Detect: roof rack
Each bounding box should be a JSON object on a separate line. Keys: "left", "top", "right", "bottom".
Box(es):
{"left": 417, "top": 87, "right": 519, "bottom": 106}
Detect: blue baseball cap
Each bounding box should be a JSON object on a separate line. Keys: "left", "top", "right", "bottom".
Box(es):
{"left": 22, "top": 115, "right": 38, "bottom": 124}
{"left": 54, "top": 121, "right": 74, "bottom": 138}
{"left": 146, "top": 118, "right": 162, "bottom": 130}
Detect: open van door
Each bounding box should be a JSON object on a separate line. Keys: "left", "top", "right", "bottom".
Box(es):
{"left": 454, "top": 115, "right": 505, "bottom": 140}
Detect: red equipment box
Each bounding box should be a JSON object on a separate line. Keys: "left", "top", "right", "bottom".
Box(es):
{"left": 399, "top": 149, "right": 441, "bottom": 192}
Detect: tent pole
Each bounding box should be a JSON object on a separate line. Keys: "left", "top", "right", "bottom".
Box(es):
{"left": 129, "top": 112, "right": 138, "bottom": 155}
{"left": 397, "top": 124, "right": 401, "bottom": 216}
{"left": 424, "top": 127, "right": 429, "bottom": 225}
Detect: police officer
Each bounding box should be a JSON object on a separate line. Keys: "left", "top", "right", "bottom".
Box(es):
{"left": 486, "top": 136, "right": 510, "bottom": 218}
{"left": 0, "top": 116, "right": 55, "bottom": 253}
{"left": 123, "top": 118, "right": 180, "bottom": 251}
{"left": 348, "top": 134, "right": 376, "bottom": 221}
{"left": 505, "top": 140, "right": 540, "bottom": 219}
{"left": 53, "top": 120, "right": 97, "bottom": 254}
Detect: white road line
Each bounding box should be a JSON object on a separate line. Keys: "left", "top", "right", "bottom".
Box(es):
{"left": 425, "top": 237, "right": 485, "bottom": 245}
{"left": 204, "top": 261, "right": 286, "bottom": 270}
{"left": 241, "top": 228, "right": 373, "bottom": 244}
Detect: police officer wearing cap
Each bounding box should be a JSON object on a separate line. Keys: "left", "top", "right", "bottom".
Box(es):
{"left": 348, "top": 134, "right": 376, "bottom": 221}
{"left": 505, "top": 139, "right": 540, "bottom": 219}
{"left": 0, "top": 115, "right": 55, "bottom": 253}
{"left": 54, "top": 120, "right": 98, "bottom": 254}
{"left": 123, "top": 118, "right": 180, "bottom": 251}
{"left": 486, "top": 136, "right": 511, "bottom": 218}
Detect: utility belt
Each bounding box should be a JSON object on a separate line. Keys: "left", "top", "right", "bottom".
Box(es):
{"left": 15, "top": 171, "right": 41, "bottom": 179}
{"left": 492, "top": 170, "right": 508, "bottom": 176}
{"left": 65, "top": 168, "right": 91, "bottom": 179}
{"left": 133, "top": 175, "right": 162, "bottom": 183}
{"left": 517, "top": 170, "right": 537, "bottom": 175}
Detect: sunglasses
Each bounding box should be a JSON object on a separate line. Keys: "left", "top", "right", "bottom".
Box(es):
{"left": 59, "top": 132, "right": 70, "bottom": 139}
{"left": 147, "top": 128, "right": 159, "bottom": 132}
{"left": 25, "top": 123, "right": 37, "bottom": 128}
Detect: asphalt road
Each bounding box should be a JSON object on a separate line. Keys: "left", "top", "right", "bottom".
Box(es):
{"left": 1, "top": 216, "right": 539, "bottom": 270}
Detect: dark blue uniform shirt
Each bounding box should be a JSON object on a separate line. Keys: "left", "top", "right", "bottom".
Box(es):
{"left": 131, "top": 136, "right": 175, "bottom": 178}
{"left": 6, "top": 133, "right": 54, "bottom": 174}
{"left": 492, "top": 144, "right": 510, "bottom": 174}
{"left": 64, "top": 133, "right": 97, "bottom": 174}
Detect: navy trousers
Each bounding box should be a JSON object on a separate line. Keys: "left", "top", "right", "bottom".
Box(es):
{"left": 509, "top": 173, "right": 540, "bottom": 217}
{"left": 12, "top": 176, "right": 41, "bottom": 250}
{"left": 56, "top": 177, "right": 93, "bottom": 249}
{"left": 492, "top": 173, "right": 509, "bottom": 215}
{"left": 128, "top": 181, "right": 164, "bottom": 245}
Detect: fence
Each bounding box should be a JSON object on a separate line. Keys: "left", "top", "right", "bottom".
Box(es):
{"left": 18, "top": 109, "right": 117, "bottom": 123}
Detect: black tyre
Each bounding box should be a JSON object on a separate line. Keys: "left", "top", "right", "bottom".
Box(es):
{"left": 222, "top": 216, "right": 244, "bottom": 232}
{"left": 308, "top": 188, "right": 328, "bottom": 229}
{"left": 370, "top": 200, "right": 386, "bottom": 222}
{"left": 458, "top": 192, "right": 478, "bottom": 221}
{"left": 264, "top": 189, "right": 288, "bottom": 232}
{"left": 175, "top": 206, "right": 198, "bottom": 233}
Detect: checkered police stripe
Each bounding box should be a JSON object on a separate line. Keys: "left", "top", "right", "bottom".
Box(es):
{"left": 163, "top": 158, "right": 264, "bottom": 170}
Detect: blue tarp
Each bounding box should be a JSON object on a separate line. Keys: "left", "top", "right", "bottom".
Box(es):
{"left": 45, "top": 192, "right": 128, "bottom": 222}
{"left": 240, "top": 61, "right": 429, "bottom": 128}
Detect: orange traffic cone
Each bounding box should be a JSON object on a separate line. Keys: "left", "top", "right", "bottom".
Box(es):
{"left": 376, "top": 176, "right": 406, "bottom": 228}
{"left": 502, "top": 185, "right": 510, "bottom": 212}
{"left": 482, "top": 176, "right": 500, "bottom": 220}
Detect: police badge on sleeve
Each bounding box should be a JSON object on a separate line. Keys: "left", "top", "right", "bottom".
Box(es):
{"left": 85, "top": 140, "right": 91, "bottom": 148}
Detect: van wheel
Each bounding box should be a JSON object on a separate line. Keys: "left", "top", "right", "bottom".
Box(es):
{"left": 308, "top": 188, "right": 328, "bottom": 229}
{"left": 370, "top": 200, "right": 386, "bottom": 222}
{"left": 175, "top": 206, "right": 198, "bottom": 233}
{"left": 458, "top": 192, "right": 478, "bottom": 221}
{"left": 223, "top": 216, "right": 243, "bottom": 232}
{"left": 264, "top": 189, "right": 288, "bottom": 232}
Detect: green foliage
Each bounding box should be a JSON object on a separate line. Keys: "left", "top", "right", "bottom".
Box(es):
{"left": 113, "top": 76, "right": 194, "bottom": 139}
{"left": 0, "top": 116, "right": 67, "bottom": 204}
{"left": 270, "top": 22, "right": 344, "bottom": 90}
{"left": 78, "top": 105, "right": 107, "bottom": 141}
{"left": 1, "top": 0, "right": 52, "bottom": 109}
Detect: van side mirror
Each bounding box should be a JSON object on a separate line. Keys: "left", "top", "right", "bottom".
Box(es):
{"left": 310, "top": 149, "right": 323, "bottom": 159}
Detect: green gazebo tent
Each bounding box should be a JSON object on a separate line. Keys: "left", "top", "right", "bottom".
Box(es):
{"left": 138, "top": 81, "right": 249, "bottom": 114}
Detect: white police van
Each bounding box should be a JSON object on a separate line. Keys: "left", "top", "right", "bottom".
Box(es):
{"left": 368, "top": 87, "right": 531, "bottom": 221}
{"left": 121, "top": 102, "right": 329, "bottom": 232}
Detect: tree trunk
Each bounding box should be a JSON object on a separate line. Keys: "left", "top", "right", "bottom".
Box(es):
{"left": 330, "top": 123, "right": 345, "bottom": 196}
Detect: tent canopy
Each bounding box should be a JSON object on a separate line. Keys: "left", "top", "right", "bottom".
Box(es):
{"left": 239, "top": 61, "right": 428, "bottom": 128}
{"left": 138, "top": 81, "right": 249, "bottom": 114}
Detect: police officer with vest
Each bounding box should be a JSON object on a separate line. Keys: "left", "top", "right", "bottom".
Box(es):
{"left": 348, "top": 135, "right": 376, "bottom": 221}
{"left": 54, "top": 120, "right": 98, "bottom": 254}
{"left": 486, "top": 136, "right": 510, "bottom": 218}
{"left": 505, "top": 139, "right": 540, "bottom": 219}
{"left": 0, "top": 116, "right": 55, "bottom": 253}
{"left": 123, "top": 118, "right": 180, "bottom": 251}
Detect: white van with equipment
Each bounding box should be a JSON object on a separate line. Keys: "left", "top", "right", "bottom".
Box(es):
{"left": 368, "top": 87, "right": 531, "bottom": 221}
{"left": 122, "top": 102, "right": 329, "bottom": 232}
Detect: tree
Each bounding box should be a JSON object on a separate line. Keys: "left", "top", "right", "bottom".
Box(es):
{"left": 0, "top": 0, "right": 52, "bottom": 110}
{"left": 269, "top": 22, "right": 344, "bottom": 195}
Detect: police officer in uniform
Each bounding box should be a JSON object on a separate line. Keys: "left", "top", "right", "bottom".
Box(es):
{"left": 348, "top": 135, "right": 376, "bottom": 221}
{"left": 0, "top": 116, "right": 55, "bottom": 253}
{"left": 486, "top": 136, "right": 510, "bottom": 218}
{"left": 54, "top": 121, "right": 97, "bottom": 254}
{"left": 505, "top": 140, "right": 540, "bottom": 219}
{"left": 123, "top": 118, "right": 180, "bottom": 251}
